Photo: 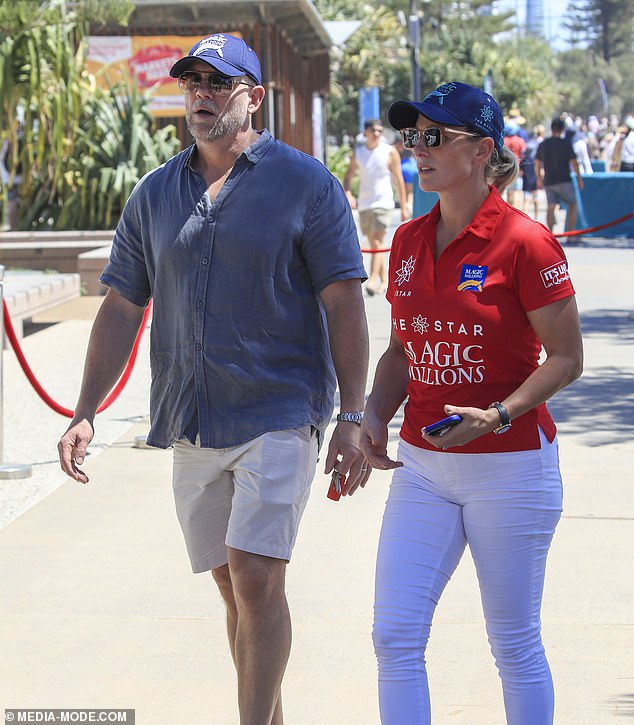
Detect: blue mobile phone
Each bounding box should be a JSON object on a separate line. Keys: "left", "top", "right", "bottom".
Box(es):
{"left": 422, "top": 414, "right": 463, "bottom": 437}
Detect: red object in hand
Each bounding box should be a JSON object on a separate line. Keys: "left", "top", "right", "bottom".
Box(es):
{"left": 327, "top": 470, "right": 347, "bottom": 501}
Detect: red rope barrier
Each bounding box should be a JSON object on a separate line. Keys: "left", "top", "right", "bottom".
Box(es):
{"left": 555, "top": 211, "right": 634, "bottom": 237}
{"left": 360, "top": 210, "right": 634, "bottom": 251}
{"left": 2, "top": 299, "right": 152, "bottom": 418}
{"left": 360, "top": 246, "right": 391, "bottom": 254}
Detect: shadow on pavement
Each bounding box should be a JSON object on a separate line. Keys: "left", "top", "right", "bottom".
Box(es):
{"left": 550, "top": 368, "right": 634, "bottom": 446}
{"left": 580, "top": 308, "right": 634, "bottom": 340}
{"left": 567, "top": 236, "right": 634, "bottom": 250}
{"left": 547, "top": 306, "right": 634, "bottom": 445}
{"left": 605, "top": 692, "right": 634, "bottom": 718}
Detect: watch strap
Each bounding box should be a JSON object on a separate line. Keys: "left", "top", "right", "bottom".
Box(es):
{"left": 336, "top": 411, "right": 364, "bottom": 426}
{"left": 488, "top": 402, "right": 511, "bottom": 434}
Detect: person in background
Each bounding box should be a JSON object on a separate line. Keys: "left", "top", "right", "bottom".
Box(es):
{"left": 535, "top": 117, "right": 584, "bottom": 233}
{"left": 615, "top": 115, "right": 634, "bottom": 172}
{"left": 503, "top": 122, "right": 526, "bottom": 208}
{"left": 58, "top": 32, "right": 370, "bottom": 725}
{"left": 507, "top": 106, "right": 528, "bottom": 141}
{"left": 360, "top": 81, "right": 583, "bottom": 724}
{"left": 0, "top": 130, "right": 23, "bottom": 230}
{"left": 604, "top": 124, "right": 627, "bottom": 171}
{"left": 344, "top": 119, "right": 409, "bottom": 296}
{"left": 394, "top": 136, "right": 417, "bottom": 216}
{"left": 564, "top": 116, "right": 593, "bottom": 175}
{"left": 521, "top": 124, "right": 544, "bottom": 219}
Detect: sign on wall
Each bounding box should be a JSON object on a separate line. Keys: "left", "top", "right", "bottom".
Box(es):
{"left": 87, "top": 34, "right": 242, "bottom": 117}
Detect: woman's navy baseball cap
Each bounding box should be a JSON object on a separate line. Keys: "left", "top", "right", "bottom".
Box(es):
{"left": 388, "top": 82, "right": 505, "bottom": 151}
{"left": 170, "top": 33, "right": 262, "bottom": 85}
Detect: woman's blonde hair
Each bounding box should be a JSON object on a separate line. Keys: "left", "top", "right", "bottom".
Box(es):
{"left": 485, "top": 144, "right": 518, "bottom": 193}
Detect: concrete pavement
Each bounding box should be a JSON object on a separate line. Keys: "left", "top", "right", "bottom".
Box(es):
{"left": 0, "top": 228, "right": 633, "bottom": 723}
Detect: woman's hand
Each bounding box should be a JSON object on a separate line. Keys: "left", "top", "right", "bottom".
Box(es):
{"left": 421, "top": 404, "right": 499, "bottom": 449}
{"left": 360, "top": 409, "right": 404, "bottom": 470}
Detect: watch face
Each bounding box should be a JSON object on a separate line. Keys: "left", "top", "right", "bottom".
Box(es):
{"left": 494, "top": 424, "right": 511, "bottom": 435}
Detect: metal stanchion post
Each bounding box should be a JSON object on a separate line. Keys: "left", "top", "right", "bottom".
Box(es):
{"left": 0, "top": 265, "right": 33, "bottom": 479}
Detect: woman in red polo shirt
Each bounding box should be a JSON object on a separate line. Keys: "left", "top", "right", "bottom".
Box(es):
{"left": 359, "top": 83, "right": 583, "bottom": 724}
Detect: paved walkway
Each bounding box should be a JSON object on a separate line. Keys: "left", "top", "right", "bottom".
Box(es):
{"left": 0, "top": 221, "right": 633, "bottom": 723}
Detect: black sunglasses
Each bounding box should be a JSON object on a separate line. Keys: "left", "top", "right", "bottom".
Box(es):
{"left": 177, "top": 71, "right": 255, "bottom": 96}
{"left": 401, "top": 126, "right": 481, "bottom": 149}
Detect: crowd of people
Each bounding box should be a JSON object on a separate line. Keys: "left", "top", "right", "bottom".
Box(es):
{"left": 344, "top": 106, "right": 634, "bottom": 245}
{"left": 499, "top": 111, "right": 634, "bottom": 230}
{"left": 503, "top": 110, "right": 634, "bottom": 178}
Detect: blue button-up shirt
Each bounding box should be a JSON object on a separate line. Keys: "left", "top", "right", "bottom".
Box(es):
{"left": 100, "top": 130, "right": 366, "bottom": 448}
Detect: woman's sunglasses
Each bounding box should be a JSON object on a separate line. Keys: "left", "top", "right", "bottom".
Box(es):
{"left": 401, "top": 126, "right": 481, "bottom": 149}
{"left": 177, "top": 71, "right": 255, "bottom": 96}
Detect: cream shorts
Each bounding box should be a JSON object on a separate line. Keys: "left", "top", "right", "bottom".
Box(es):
{"left": 172, "top": 426, "right": 318, "bottom": 573}
{"left": 359, "top": 208, "right": 393, "bottom": 236}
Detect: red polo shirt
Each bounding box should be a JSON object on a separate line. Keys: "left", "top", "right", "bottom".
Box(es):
{"left": 387, "top": 187, "right": 575, "bottom": 453}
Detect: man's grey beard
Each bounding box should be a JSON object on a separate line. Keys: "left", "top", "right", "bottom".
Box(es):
{"left": 187, "top": 104, "right": 249, "bottom": 142}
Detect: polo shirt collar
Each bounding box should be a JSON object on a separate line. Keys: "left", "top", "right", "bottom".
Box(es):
{"left": 423, "top": 185, "right": 505, "bottom": 243}
{"left": 467, "top": 186, "right": 505, "bottom": 240}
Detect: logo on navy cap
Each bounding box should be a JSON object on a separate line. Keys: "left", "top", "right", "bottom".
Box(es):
{"left": 424, "top": 83, "right": 457, "bottom": 106}
{"left": 194, "top": 34, "right": 228, "bottom": 58}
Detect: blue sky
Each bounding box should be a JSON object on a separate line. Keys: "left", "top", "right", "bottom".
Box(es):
{"left": 497, "top": 0, "right": 571, "bottom": 48}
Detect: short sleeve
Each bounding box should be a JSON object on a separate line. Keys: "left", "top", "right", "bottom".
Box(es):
{"left": 567, "top": 140, "right": 576, "bottom": 160}
{"left": 100, "top": 182, "right": 152, "bottom": 307}
{"left": 514, "top": 228, "right": 575, "bottom": 312}
{"left": 300, "top": 174, "right": 366, "bottom": 292}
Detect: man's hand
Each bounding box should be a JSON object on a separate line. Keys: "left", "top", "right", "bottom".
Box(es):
{"left": 58, "top": 418, "right": 95, "bottom": 484}
{"left": 324, "top": 422, "right": 371, "bottom": 496}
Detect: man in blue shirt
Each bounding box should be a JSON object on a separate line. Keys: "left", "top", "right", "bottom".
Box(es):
{"left": 58, "top": 33, "right": 370, "bottom": 725}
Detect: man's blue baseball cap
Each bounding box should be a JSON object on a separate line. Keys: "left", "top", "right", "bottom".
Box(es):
{"left": 169, "top": 33, "right": 262, "bottom": 85}
{"left": 388, "top": 82, "right": 505, "bottom": 151}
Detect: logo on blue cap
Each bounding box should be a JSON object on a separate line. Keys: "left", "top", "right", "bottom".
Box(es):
{"left": 194, "top": 34, "right": 229, "bottom": 59}
{"left": 169, "top": 33, "right": 262, "bottom": 85}
{"left": 424, "top": 83, "right": 457, "bottom": 107}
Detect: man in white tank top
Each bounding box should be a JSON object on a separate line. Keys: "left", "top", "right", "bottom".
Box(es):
{"left": 344, "top": 119, "right": 409, "bottom": 295}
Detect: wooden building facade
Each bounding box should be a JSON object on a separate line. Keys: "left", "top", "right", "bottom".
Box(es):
{"left": 92, "top": 0, "right": 332, "bottom": 157}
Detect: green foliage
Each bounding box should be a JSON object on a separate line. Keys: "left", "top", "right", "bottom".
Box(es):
{"left": 317, "top": 0, "right": 560, "bottom": 140}
{"left": 326, "top": 142, "right": 353, "bottom": 184}
{"left": 0, "top": 0, "right": 133, "bottom": 32}
{"left": 561, "top": 0, "right": 634, "bottom": 116}
{"left": 417, "top": 32, "right": 559, "bottom": 126}
{"left": 0, "top": 0, "right": 180, "bottom": 230}
{"left": 555, "top": 48, "right": 628, "bottom": 118}
{"left": 318, "top": 2, "right": 410, "bottom": 141}
{"left": 53, "top": 81, "right": 180, "bottom": 230}
{"left": 565, "top": 0, "right": 633, "bottom": 62}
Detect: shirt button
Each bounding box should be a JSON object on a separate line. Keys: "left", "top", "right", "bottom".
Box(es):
{"left": 196, "top": 300, "right": 203, "bottom": 308}
{"left": 201, "top": 257, "right": 209, "bottom": 265}
{"left": 195, "top": 343, "right": 202, "bottom": 351}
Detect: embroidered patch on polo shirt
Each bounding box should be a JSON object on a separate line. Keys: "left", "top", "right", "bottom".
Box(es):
{"left": 457, "top": 264, "right": 488, "bottom": 292}
{"left": 540, "top": 261, "right": 570, "bottom": 288}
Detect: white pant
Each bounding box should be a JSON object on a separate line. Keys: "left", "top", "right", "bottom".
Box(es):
{"left": 373, "top": 431, "right": 562, "bottom": 724}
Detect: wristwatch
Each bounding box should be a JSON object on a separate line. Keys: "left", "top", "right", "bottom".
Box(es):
{"left": 488, "top": 402, "right": 512, "bottom": 435}
{"left": 336, "top": 411, "right": 364, "bottom": 426}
